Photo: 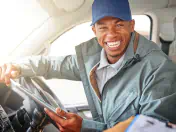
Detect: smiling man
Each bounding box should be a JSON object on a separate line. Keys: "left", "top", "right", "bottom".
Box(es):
{"left": 92, "top": 17, "right": 134, "bottom": 64}
{"left": 1, "top": 0, "right": 176, "bottom": 132}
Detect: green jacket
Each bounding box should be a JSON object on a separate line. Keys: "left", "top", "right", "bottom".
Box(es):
{"left": 19, "top": 32, "right": 176, "bottom": 131}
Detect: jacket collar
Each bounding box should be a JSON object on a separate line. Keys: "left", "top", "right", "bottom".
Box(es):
{"left": 121, "top": 31, "right": 161, "bottom": 69}
{"left": 123, "top": 32, "right": 136, "bottom": 63}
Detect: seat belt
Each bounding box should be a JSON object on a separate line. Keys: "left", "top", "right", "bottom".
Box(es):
{"left": 133, "top": 31, "right": 139, "bottom": 54}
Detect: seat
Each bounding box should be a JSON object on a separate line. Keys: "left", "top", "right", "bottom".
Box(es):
{"left": 169, "top": 18, "right": 176, "bottom": 62}
{"left": 159, "top": 19, "right": 175, "bottom": 55}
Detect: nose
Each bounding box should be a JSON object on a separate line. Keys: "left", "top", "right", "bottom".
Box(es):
{"left": 106, "top": 27, "right": 117, "bottom": 37}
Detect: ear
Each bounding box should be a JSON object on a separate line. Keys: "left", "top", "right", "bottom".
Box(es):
{"left": 92, "top": 25, "right": 97, "bottom": 35}
{"left": 130, "top": 19, "right": 135, "bottom": 32}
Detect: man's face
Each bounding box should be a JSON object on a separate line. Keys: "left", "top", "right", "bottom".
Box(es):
{"left": 92, "top": 17, "right": 135, "bottom": 64}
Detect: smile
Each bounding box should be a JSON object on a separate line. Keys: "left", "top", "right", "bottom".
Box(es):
{"left": 106, "top": 41, "right": 121, "bottom": 48}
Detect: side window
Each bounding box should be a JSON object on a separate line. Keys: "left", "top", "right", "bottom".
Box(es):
{"left": 45, "top": 15, "right": 151, "bottom": 106}
{"left": 133, "top": 15, "right": 151, "bottom": 40}
{"left": 49, "top": 22, "right": 95, "bottom": 56}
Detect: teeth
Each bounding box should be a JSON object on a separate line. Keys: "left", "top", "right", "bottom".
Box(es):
{"left": 107, "top": 41, "right": 120, "bottom": 48}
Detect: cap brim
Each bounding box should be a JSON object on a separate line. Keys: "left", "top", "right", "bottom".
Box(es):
{"left": 90, "top": 13, "right": 132, "bottom": 26}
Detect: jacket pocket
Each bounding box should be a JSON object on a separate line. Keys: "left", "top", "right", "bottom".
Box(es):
{"left": 107, "top": 90, "right": 137, "bottom": 126}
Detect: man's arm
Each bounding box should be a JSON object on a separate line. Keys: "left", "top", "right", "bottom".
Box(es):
{"left": 45, "top": 108, "right": 107, "bottom": 132}
{"left": 0, "top": 55, "right": 81, "bottom": 85}
{"left": 139, "top": 59, "right": 176, "bottom": 123}
{"left": 18, "top": 55, "right": 81, "bottom": 80}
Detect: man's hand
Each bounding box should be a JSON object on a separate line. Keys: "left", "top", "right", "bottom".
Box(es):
{"left": 0, "top": 63, "right": 21, "bottom": 86}
{"left": 44, "top": 108, "right": 83, "bottom": 132}
{"left": 104, "top": 116, "right": 135, "bottom": 132}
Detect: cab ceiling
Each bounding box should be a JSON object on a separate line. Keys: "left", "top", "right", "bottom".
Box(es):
{"left": 37, "top": 0, "right": 176, "bottom": 16}
{"left": 130, "top": 0, "right": 176, "bottom": 14}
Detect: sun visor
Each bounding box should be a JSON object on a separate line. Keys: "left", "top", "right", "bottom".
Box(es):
{"left": 129, "top": 0, "right": 168, "bottom": 14}
{"left": 37, "top": 0, "right": 85, "bottom": 16}
{"left": 168, "top": 0, "right": 176, "bottom": 7}
{"left": 159, "top": 22, "right": 175, "bottom": 42}
{"left": 53, "top": 0, "right": 85, "bottom": 12}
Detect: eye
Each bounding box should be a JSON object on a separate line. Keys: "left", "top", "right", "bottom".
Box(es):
{"left": 116, "top": 24, "right": 123, "bottom": 28}
{"left": 99, "top": 26, "right": 107, "bottom": 30}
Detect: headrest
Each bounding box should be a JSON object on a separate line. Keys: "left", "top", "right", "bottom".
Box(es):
{"left": 159, "top": 22, "right": 175, "bottom": 42}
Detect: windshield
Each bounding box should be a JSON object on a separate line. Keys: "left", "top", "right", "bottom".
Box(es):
{"left": 0, "top": 0, "right": 49, "bottom": 63}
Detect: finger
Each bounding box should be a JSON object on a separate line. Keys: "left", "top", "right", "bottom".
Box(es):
{"left": 5, "top": 76, "right": 10, "bottom": 86}
{"left": 57, "top": 124, "right": 74, "bottom": 132}
{"left": 5, "top": 64, "right": 13, "bottom": 77}
{"left": 56, "top": 122, "right": 65, "bottom": 132}
{"left": 56, "top": 108, "right": 68, "bottom": 119}
{"left": 5, "top": 64, "right": 13, "bottom": 85}
{"left": 6, "top": 64, "right": 20, "bottom": 78}
{"left": 1, "top": 64, "right": 6, "bottom": 81}
{"left": 0, "top": 67, "right": 2, "bottom": 82}
{"left": 44, "top": 108, "right": 65, "bottom": 125}
{"left": 11, "top": 71, "right": 20, "bottom": 78}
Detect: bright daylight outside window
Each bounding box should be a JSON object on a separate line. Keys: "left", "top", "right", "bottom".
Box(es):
{"left": 0, "top": 0, "right": 49, "bottom": 64}
{"left": 47, "top": 15, "right": 151, "bottom": 107}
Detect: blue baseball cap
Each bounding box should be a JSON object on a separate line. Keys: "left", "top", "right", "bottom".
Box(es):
{"left": 91, "top": 0, "right": 132, "bottom": 26}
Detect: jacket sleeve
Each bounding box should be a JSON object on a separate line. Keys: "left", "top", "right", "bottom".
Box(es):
{"left": 81, "top": 119, "right": 107, "bottom": 132}
{"left": 14, "top": 55, "right": 81, "bottom": 81}
{"left": 139, "top": 59, "right": 176, "bottom": 123}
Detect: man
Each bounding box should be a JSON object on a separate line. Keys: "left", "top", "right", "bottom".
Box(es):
{"left": 0, "top": 0, "right": 176, "bottom": 131}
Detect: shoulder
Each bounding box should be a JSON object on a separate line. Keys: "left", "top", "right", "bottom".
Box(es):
{"left": 138, "top": 34, "right": 172, "bottom": 68}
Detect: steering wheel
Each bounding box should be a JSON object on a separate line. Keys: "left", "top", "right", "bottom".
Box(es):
{"left": 11, "top": 76, "right": 66, "bottom": 132}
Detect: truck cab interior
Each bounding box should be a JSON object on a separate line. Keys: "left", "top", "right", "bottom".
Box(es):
{"left": 0, "top": 0, "right": 176, "bottom": 131}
